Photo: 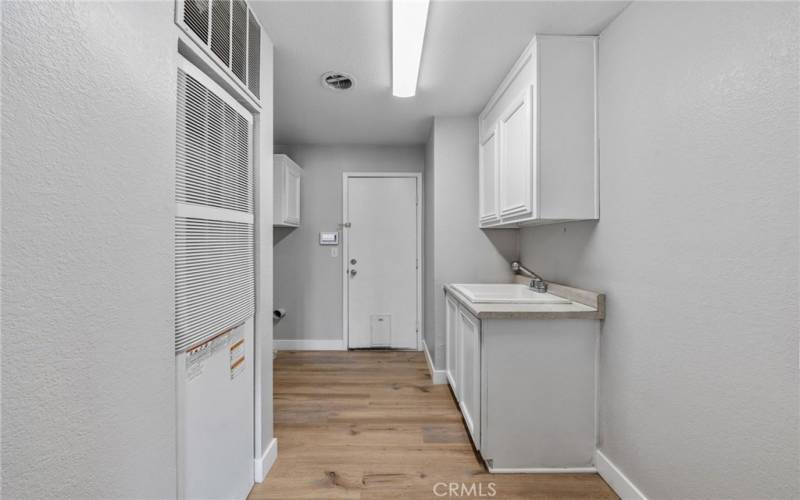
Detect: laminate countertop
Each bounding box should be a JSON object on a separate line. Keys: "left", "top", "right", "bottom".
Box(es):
{"left": 444, "top": 278, "right": 605, "bottom": 320}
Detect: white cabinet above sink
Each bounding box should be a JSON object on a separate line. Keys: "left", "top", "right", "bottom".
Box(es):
{"left": 479, "top": 35, "right": 599, "bottom": 228}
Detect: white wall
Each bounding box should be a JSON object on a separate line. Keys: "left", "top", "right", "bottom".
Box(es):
{"left": 518, "top": 2, "right": 799, "bottom": 498}
{"left": 273, "top": 145, "right": 424, "bottom": 344}
{"left": 423, "top": 130, "right": 437, "bottom": 358}
{"left": 2, "top": 2, "right": 177, "bottom": 498}
{"left": 254, "top": 26, "right": 276, "bottom": 466}
{"left": 425, "top": 117, "right": 517, "bottom": 368}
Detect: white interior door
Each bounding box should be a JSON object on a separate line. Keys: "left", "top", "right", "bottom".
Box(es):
{"left": 345, "top": 175, "right": 419, "bottom": 349}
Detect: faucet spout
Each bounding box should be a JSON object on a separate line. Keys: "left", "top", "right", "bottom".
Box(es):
{"left": 511, "top": 261, "right": 548, "bottom": 293}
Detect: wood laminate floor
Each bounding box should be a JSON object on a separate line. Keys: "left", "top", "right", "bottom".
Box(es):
{"left": 249, "top": 350, "right": 618, "bottom": 500}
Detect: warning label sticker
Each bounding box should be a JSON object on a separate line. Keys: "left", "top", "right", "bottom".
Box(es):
{"left": 230, "top": 338, "right": 245, "bottom": 380}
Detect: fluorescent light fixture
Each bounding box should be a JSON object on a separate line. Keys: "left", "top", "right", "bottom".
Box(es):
{"left": 392, "top": 0, "right": 430, "bottom": 98}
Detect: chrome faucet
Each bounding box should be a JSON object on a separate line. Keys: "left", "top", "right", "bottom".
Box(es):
{"left": 511, "top": 261, "right": 548, "bottom": 293}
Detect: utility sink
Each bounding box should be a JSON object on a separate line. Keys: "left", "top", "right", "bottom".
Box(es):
{"left": 451, "top": 284, "right": 571, "bottom": 304}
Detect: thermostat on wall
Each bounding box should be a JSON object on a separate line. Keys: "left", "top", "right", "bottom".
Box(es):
{"left": 319, "top": 232, "right": 339, "bottom": 245}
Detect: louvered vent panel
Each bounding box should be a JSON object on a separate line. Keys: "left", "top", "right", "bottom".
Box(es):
{"left": 247, "top": 10, "right": 261, "bottom": 97}
{"left": 210, "top": 0, "right": 230, "bottom": 66}
{"left": 175, "top": 217, "right": 254, "bottom": 352}
{"left": 176, "top": 69, "right": 252, "bottom": 213}
{"left": 183, "top": 0, "right": 209, "bottom": 43}
{"left": 231, "top": 0, "right": 248, "bottom": 84}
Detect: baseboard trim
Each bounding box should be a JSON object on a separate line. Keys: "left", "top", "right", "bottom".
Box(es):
{"left": 273, "top": 339, "right": 345, "bottom": 351}
{"left": 595, "top": 450, "right": 647, "bottom": 500}
{"left": 488, "top": 466, "right": 597, "bottom": 474}
{"left": 254, "top": 438, "right": 278, "bottom": 483}
{"left": 422, "top": 339, "right": 447, "bottom": 385}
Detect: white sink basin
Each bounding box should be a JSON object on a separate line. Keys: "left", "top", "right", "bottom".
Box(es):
{"left": 451, "top": 284, "right": 571, "bottom": 304}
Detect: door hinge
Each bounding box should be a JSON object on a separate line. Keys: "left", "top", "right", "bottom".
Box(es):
{"left": 416, "top": 258, "right": 419, "bottom": 269}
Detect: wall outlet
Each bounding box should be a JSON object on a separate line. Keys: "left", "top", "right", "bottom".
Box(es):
{"left": 330, "top": 247, "right": 338, "bottom": 257}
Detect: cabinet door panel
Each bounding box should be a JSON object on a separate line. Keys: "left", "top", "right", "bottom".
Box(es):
{"left": 479, "top": 128, "right": 499, "bottom": 224}
{"left": 445, "top": 294, "right": 460, "bottom": 399}
{"left": 457, "top": 308, "right": 481, "bottom": 448}
{"left": 284, "top": 165, "right": 301, "bottom": 224}
{"left": 499, "top": 87, "right": 534, "bottom": 219}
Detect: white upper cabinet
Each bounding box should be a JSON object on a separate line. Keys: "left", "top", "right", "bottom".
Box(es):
{"left": 498, "top": 88, "right": 533, "bottom": 219}
{"left": 274, "top": 154, "right": 302, "bottom": 227}
{"left": 479, "top": 35, "right": 598, "bottom": 228}
{"left": 479, "top": 127, "right": 499, "bottom": 224}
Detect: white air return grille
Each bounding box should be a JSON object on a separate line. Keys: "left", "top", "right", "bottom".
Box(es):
{"left": 247, "top": 10, "right": 260, "bottom": 97}
{"left": 176, "top": 69, "right": 252, "bottom": 213}
{"left": 175, "top": 217, "right": 254, "bottom": 352}
{"left": 230, "top": 0, "right": 248, "bottom": 84}
{"left": 183, "top": 0, "right": 209, "bottom": 42}
{"left": 175, "top": 56, "right": 254, "bottom": 353}
{"left": 177, "top": 0, "right": 263, "bottom": 102}
{"left": 210, "top": 0, "right": 230, "bottom": 66}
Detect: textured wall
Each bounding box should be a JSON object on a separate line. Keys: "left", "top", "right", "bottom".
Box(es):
{"left": 426, "top": 117, "right": 517, "bottom": 368}
{"left": 273, "top": 145, "right": 424, "bottom": 343}
{"left": 519, "top": 2, "right": 799, "bottom": 498}
{"left": 2, "top": 2, "right": 177, "bottom": 498}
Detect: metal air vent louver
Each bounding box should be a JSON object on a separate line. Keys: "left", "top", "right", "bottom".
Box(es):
{"left": 175, "top": 58, "right": 255, "bottom": 353}
{"left": 178, "top": 0, "right": 263, "bottom": 102}
{"left": 322, "top": 72, "right": 355, "bottom": 91}
{"left": 247, "top": 10, "right": 261, "bottom": 97}
{"left": 230, "top": 0, "right": 248, "bottom": 84}
{"left": 183, "top": 0, "right": 209, "bottom": 42}
{"left": 176, "top": 70, "right": 252, "bottom": 213}
{"left": 210, "top": 0, "right": 230, "bottom": 66}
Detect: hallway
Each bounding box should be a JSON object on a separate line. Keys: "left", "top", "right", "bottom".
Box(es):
{"left": 249, "top": 351, "right": 617, "bottom": 499}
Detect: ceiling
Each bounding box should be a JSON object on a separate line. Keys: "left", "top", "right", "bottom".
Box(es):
{"left": 251, "top": 1, "right": 630, "bottom": 145}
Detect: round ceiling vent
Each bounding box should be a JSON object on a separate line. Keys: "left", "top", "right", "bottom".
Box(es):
{"left": 321, "top": 72, "right": 355, "bottom": 91}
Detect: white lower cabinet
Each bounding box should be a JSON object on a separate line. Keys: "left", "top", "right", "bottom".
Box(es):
{"left": 457, "top": 307, "right": 481, "bottom": 449}
{"left": 445, "top": 294, "right": 460, "bottom": 399}
{"left": 444, "top": 289, "right": 598, "bottom": 472}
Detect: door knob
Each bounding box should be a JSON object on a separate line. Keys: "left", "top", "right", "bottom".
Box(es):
{"left": 350, "top": 258, "right": 357, "bottom": 265}
{"left": 349, "top": 269, "right": 357, "bottom": 276}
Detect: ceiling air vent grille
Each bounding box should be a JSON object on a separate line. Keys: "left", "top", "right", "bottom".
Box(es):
{"left": 322, "top": 72, "right": 355, "bottom": 91}
{"left": 175, "top": 57, "right": 254, "bottom": 353}
{"left": 178, "top": 0, "right": 263, "bottom": 102}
